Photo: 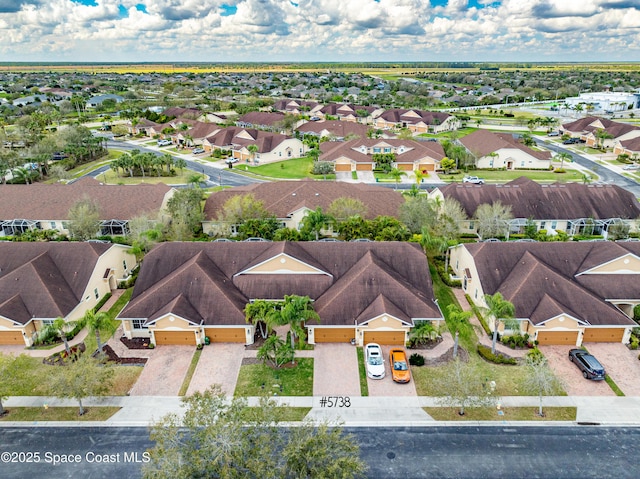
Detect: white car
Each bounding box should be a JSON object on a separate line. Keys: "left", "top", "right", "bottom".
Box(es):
{"left": 365, "top": 343, "right": 385, "bottom": 379}
{"left": 192, "top": 148, "right": 205, "bottom": 154}
{"left": 157, "top": 139, "right": 172, "bottom": 146}
{"left": 463, "top": 175, "right": 485, "bottom": 184}
{"left": 623, "top": 164, "right": 639, "bottom": 170}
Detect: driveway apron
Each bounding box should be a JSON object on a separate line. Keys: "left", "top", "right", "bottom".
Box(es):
{"left": 129, "top": 345, "right": 194, "bottom": 396}
{"left": 187, "top": 343, "right": 245, "bottom": 397}
{"left": 367, "top": 345, "right": 418, "bottom": 397}
{"left": 584, "top": 343, "right": 640, "bottom": 396}
{"left": 313, "top": 343, "right": 361, "bottom": 397}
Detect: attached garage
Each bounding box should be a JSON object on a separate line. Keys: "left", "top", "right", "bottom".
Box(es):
{"left": 418, "top": 163, "right": 435, "bottom": 172}
{"left": 154, "top": 331, "right": 196, "bottom": 346}
{"left": 204, "top": 328, "right": 246, "bottom": 343}
{"left": 583, "top": 328, "right": 625, "bottom": 343}
{"left": 396, "top": 163, "right": 413, "bottom": 171}
{"left": 0, "top": 330, "right": 24, "bottom": 345}
{"left": 335, "top": 163, "right": 351, "bottom": 172}
{"left": 363, "top": 330, "right": 405, "bottom": 345}
{"left": 536, "top": 330, "right": 579, "bottom": 346}
{"left": 313, "top": 327, "right": 355, "bottom": 343}
{"left": 355, "top": 163, "right": 372, "bottom": 171}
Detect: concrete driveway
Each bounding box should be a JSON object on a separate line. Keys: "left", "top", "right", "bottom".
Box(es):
{"left": 313, "top": 343, "right": 361, "bottom": 397}
{"left": 129, "top": 345, "right": 194, "bottom": 396}
{"left": 540, "top": 345, "right": 615, "bottom": 396}
{"left": 585, "top": 343, "right": 640, "bottom": 396}
{"left": 367, "top": 345, "right": 417, "bottom": 397}
{"left": 186, "top": 343, "right": 245, "bottom": 397}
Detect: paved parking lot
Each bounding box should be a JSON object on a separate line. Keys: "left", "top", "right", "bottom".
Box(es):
{"left": 187, "top": 343, "right": 245, "bottom": 396}
{"left": 129, "top": 345, "right": 194, "bottom": 396}
{"left": 541, "top": 345, "right": 616, "bottom": 396}
{"left": 367, "top": 345, "right": 417, "bottom": 397}
{"left": 313, "top": 343, "right": 361, "bottom": 397}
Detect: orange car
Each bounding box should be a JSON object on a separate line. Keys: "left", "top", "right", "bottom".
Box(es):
{"left": 389, "top": 348, "right": 411, "bottom": 383}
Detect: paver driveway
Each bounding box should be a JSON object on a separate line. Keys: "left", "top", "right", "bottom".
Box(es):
{"left": 129, "top": 345, "right": 194, "bottom": 396}
{"left": 585, "top": 343, "right": 640, "bottom": 396}
{"left": 187, "top": 343, "right": 245, "bottom": 396}
{"left": 367, "top": 345, "right": 417, "bottom": 397}
{"left": 540, "top": 345, "right": 615, "bottom": 396}
{"left": 313, "top": 343, "right": 361, "bottom": 397}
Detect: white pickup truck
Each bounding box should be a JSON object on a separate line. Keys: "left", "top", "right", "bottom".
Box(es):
{"left": 463, "top": 175, "right": 485, "bottom": 184}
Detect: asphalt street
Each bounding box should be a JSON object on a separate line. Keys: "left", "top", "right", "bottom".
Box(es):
{"left": 1, "top": 426, "right": 638, "bottom": 479}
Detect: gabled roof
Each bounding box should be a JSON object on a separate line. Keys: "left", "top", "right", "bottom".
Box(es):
{"left": 0, "top": 242, "right": 113, "bottom": 324}
{"left": 237, "top": 111, "right": 285, "bottom": 127}
{"left": 562, "top": 116, "right": 640, "bottom": 139}
{"left": 0, "top": 177, "right": 173, "bottom": 221}
{"left": 376, "top": 108, "right": 453, "bottom": 126}
{"left": 119, "top": 242, "right": 440, "bottom": 327}
{"left": 319, "top": 138, "right": 444, "bottom": 164}
{"left": 438, "top": 177, "right": 640, "bottom": 220}
{"left": 184, "top": 121, "right": 221, "bottom": 140}
{"left": 459, "top": 130, "right": 552, "bottom": 161}
{"left": 296, "top": 120, "right": 369, "bottom": 138}
{"left": 203, "top": 127, "right": 292, "bottom": 153}
{"left": 462, "top": 242, "right": 639, "bottom": 326}
{"left": 203, "top": 180, "right": 405, "bottom": 221}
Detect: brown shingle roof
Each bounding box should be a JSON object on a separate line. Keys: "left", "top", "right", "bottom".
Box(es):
{"left": 377, "top": 108, "right": 453, "bottom": 126}
{"left": 204, "top": 127, "right": 289, "bottom": 153}
{"left": 459, "top": 130, "right": 552, "bottom": 161}
{"left": 119, "top": 242, "right": 441, "bottom": 327}
{"left": 237, "top": 111, "right": 285, "bottom": 127}
{"left": 296, "top": 120, "right": 369, "bottom": 138}
{"left": 319, "top": 139, "right": 444, "bottom": 164}
{"left": 0, "top": 242, "right": 112, "bottom": 324}
{"left": 0, "top": 177, "right": 172, "bottom": 221}
{"left": 438, "top": 177, "right": 640, "bottom": 220}
{"left": 203, "top": 181, "right": 405, "bottom": 221}
{"left": 462, "top": 242, "right": 640, "bottom": 327}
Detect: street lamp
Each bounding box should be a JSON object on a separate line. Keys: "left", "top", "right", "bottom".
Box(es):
{"left": 218, "top": 171, "right": 222, "bottom": 188}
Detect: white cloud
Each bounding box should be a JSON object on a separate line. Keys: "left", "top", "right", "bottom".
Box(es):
{"left": 0, "top": 0, "right": 639, "bottom": 61}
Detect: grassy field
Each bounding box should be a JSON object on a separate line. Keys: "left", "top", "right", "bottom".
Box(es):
{"left": 234, "top": 358, "right": 314, "bottom": 396}
{"left": 0, "top": 407, "right": 121, "bottom": 422}
{"left": 441, "top": 169, "right": 589, "bottom": 183}
{"left": 237, "top": 157, "right": 333, "bottom": 180}
{"left": 425, "top": 407, "right": 577, "bottom": 421}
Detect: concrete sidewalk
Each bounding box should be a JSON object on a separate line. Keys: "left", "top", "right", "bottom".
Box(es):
{"left": 4, "top": 395, "right": 640, "bottom": 427}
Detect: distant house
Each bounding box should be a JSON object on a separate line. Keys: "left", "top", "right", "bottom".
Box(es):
{"left": 117, "top": 241, "right": 442, "bottom": 346}
{"left": 174, "top": 121, "right": 221, "bottom": 147}
{"left": 202, "top": 127, "right": 305, "bottom": 163}
{"left": 561, "top": 116, "right": 640, "bottom": 149}
{"left": 429, "top": 177, "right": 640, "bottom": 237}
{"left": 319, "top": 139, "right": 445, "bottom": 174}
{"left": 202, "top": 180, "right": 405, "bottom": 236}
{"left": 296, "top": 119, "right": 370, "bottom": 140}
{"left": 614, "top": 136, "right": 640, "bottom": 157}
{"left": 450, "top": 242, "right": 639, "bottom": 346}
{"left": 0, "top": 242, "right": 136, "bottom": 346}
{"left": 86, "top": 94, "right": 124, "bottom": 108}
{"left": 162, "top": 107, "right": 202, "bottom": 120}
{"left": 236, "top": 111, "right": 286, "bottom": 131}
{"left": 458, "top": 130, "right": 552, "bottom": 170}
{"left": 372, "top": 109, "right": 459, "bottom": 133}
{"left": 316, "top": 103, "right": 380, "bottom": 123}
{"left": 272, "top": 99, "right": 321, "bottom": 115}
{"left": 0, "top": 178, "right": 175, "bottom": 238}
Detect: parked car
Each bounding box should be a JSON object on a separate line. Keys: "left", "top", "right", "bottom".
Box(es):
{"left": 569, "top": 349, "right": 606, "bottom": 380}
{"left": 389, "top": 348, "right": 411, "bottom": 383}
{"left": 225, "top": 158, "right": 239, "bottom": 164}
{"left": 192, "top": 148, "right": 205, "bottom": 154}
{"left": 157, "top": 139, "right": 172, "bottom": 146}
{"left": 547, "top": 131, "right": 560, "bottom": 137}
{"left": 562, "top": 138, "right": 579, "bottom": 145}
{"left": 622, "top": 164, "right": 639, "bottom": 170}
{"left": 463, "top": 176, "right": 484, "bottom": 185}
{"left": 365, "top": 343, "right": 385, "bottom": 379}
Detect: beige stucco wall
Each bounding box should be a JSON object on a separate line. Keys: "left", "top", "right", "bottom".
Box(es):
{"left": 583, "top": 255, "right": 640, "bottom": 274}
{"left": 242, "top": 254, "right": 325, "bottom": 274}
{"left": 477, "top": 148, "right": 550, "bottom": 170}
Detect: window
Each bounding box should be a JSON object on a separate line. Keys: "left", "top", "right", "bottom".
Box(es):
{"left": 520, "top": 161, "right": 525, "bottom": 167}
{"left": 123, "top": 260, "right": 127, "bottom": 271}
{"left": 373, "top": 147, "right": 381, "bottom": 153}
{"left": 42, "top": 319, "right": 54, "bottom": 326}
{"left": 469, "top": 221, "right": 475, "bottom": 230}
{"left": 489, "top": 160, "right": 493, "bottom": 167}
{"left": 384, "top": 147, "right": 391, "bottom": 153}
{"left": 94, "top": 288, "right": 99, "bottom": 300}
{"left": 551, "top": 221, "right": 557, "bottom": 229}
{"left": 132, "top": 319, "right": 147, "bottom": 330}
{"left": 50, "top": 221, "right": 56, "bottom": 229}
{"left": 540, "top": 221, "right": 546, "bottom": 229}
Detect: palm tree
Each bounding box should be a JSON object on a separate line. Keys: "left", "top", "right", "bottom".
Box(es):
{"left": 51, "top": 317, "right": 77, "bottom": 355}
{"left": 247, "top": 144, "right": 258, "bottom": 164}
{"left": 389, "top": 167, "right": 406, "bottom": 190}
{"left": 483, "top": 292, "right": 516, "bottom": 355}
{"left": 414, "top": 169, "right": 428, "bottom": 186}
{"left": 279, "top": 295, "right": 320, "bottom": 350}
{"left": 84, "top": 309, "right": 111, "bottom": 354}
{"left": 555, "top": 152, "right": 572, "bottom": 170}
{"left": 244, "top": 300, "right": 278, "bottom": 339}
{"left": 302, "top": 207, "right": 332, "bottom": 240}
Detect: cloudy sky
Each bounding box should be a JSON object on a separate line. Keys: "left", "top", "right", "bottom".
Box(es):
{"left": 1, "top": 0, "right": 640, "bottom": 62}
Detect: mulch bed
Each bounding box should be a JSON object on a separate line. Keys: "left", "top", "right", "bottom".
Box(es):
{"left": 98, "top": 344, "right": 148, "bottom": 365}
{"left": 411, "top": 346, "right": 469, "bottom": 367}
{"left": 119, "top": 336, "right": 153, "bottom": 350}
{"left": 43, "top": 343, "right": 86, "bottom": 365}
{"left": 408, "top": 338, "right": 444, "bottom": 350}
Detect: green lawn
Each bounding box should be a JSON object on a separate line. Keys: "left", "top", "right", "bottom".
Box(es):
{"left": 179, "top": 349, "right": 202, "bottom": 396}
{"left": 0, "top": 407, "right": 121, "bottom": 422}
{"left": 425, "top": 407, "right": 576, "bottom": 421}
{"left": 234, "top": 358, "right": 314, "bottom": 396}
{"left": 98, "top": 169, "right": 193, "bottom": 185}
{"left": 244, "top": 407, "right": 311, "bottom": 422}
{"left": 234, "top": 157, "right": 334, "bottom": 180}
{"left": 356, "top": 347, "right": 369, "bottom": 397}
{"left": 440, "top": 169, "right": 590, "bottom": 183}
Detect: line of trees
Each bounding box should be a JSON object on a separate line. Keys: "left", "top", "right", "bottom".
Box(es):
{"left": 110, "top": 150, "right": 186, "bottom": 178}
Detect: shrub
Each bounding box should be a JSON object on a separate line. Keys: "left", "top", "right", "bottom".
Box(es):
{"left": 501, "top": 333, "right": 529, "bottom": 349}
{"left": 477, "top": 344, "right": 517, "bottom": 365}
{"left": 409, "top": 353, "right": 425, "bottom": 366}
{"left": 93, "top": 292, "right": 112, "bottom": 314}
{"left": 148, "top": 343, "right": 155, "bottom": 349}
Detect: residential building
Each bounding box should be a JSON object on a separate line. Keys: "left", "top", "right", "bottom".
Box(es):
{"left": 118, "top": 242, "right": 442, "bottom": 346}
{"left": 458, "top": 130, "right": 552, "bottom": 170}
{"left": 449, "top": 242, "right": 639, "bottom": 346}
{"left": 561, "top": 116, "right": 640, "bottom": 149}
{"left": 202, "top": 127, "right": 305, "bottom": 163}
{"left": 372, "top": 109, "right": 459, "bottom": 133}
{"left": 296, "top": 119, "right": 371, "bottom": 140}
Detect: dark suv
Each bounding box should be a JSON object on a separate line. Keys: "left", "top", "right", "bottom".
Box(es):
{"left": 569, "top": 349, "right": 606, "bottom": 380}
